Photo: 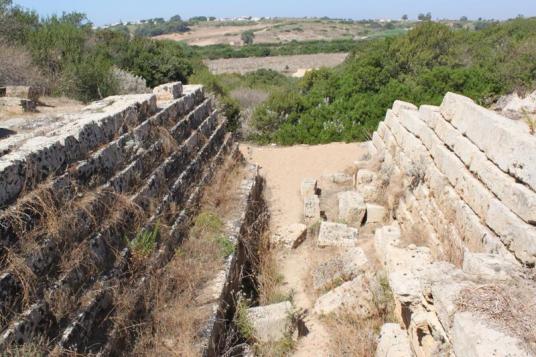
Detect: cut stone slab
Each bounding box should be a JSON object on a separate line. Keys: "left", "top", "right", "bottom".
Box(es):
{"left": 338, "top": 191, "right": 366, "bottom": 224}
{"left": 462, "top": 252, "right": 520, "bottom": 281}
{"left": 313, "top": 275, "right": 373, "bottom": 316}
{"left": 357, "top": 169, "right": 376, "bottom": 184}
{"left": 409, "top": 310, "right": 451, "bottom": 356}
{"left": 312, "top": 247, "right": 368, "bottom": 291}
{"left": 374, "top": 225, "right": 401, "bottom": 265}
{"left": 247, "top": 301, "right": 293, "bottom": 343}
{"left": 273, "top": 223, "right": 307, "bottom": 249}
{"left": 2, "top": 86, "right": 40, "bottom": 101}
{"left": 375, "top": 323, "right": 413, "bottom": 357}
{"left": 304, "top": 195, "right": 321, "bottom": 221}
{"left": 317, "top": 222, "right": 358, "bottom": 248}
{"left": 301, "top": 178, "right": 318, "bottom": 198}
{"left": 452, "top": 312, "right": 531, "bottom": 357}
{"left": 153, "top": 81, "right": 183, "bottom": 100}
{"left": 366, "top": 203, "right": 387, "bottom": 224}
{"left": 0, "top": 97, "right": 36, "bottom": 113}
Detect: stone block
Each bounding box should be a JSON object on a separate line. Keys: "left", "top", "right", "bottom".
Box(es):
{"left": 338, "top": 191, "right": 366, "bottom": 224}
{"left": 373, "top": 225, "right": 401, "bottom": 264}
{"left": 357, "top": 169, "right": 376, "bottom": 184}
{"left": 375, "top": 323, "right": 413, "bottom": 357}
{"left": 462, "top": 253, "right": 520, "bottom": 281}
{"left": 366, "top": 203, "right": 387, "bottom": 224}
{"left": 440, "top": 92, "right": 536, "bottom": 193}
{"left": 3, "top": 86, "right": 40, "bottom": 101}
{"left": 392, "top": 100, "right": 418, "bottom": 115}
{"left": 323, "top": 172, "right": 353, "bottom": 185}
{"left": 0, "top": 97, "right": 36, "bottom": 113}
{"left": 300, "top": 178, "right": 318, "bottom": 198}
{"left": 273, "top": 223, "right": 307, "bottom": 249}
{"left": 312, "top": 247, "right": 368, "bottom": 291}
{"left": 317, "top": 221, "right": 358, "bottom": 247}
{"left": 247, "top": 301, "right": 293, "bottom": 342}
{"left": 452, "top": 312, "right": 531, "bottom": 357}
{"left": 313, "top": 275, "right": 373, "bottom": 316}
{"left": 304, "top": 195, "right": 321, "bottom": 221}
{"left": 153, "top": 81, "right": 183, "bottom": 100}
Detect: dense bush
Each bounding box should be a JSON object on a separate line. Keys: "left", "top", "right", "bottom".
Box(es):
{"left": 0, "top": 2, "right": 195, "bottom": 102}
{"left": 251, "top": 19, "right": 536, "bottom": 145}
{"left": 192, "top": 39, "right": 361, "bottom": 59}
{"left": 133, "top": 15, "right": 190, "bottom": 37}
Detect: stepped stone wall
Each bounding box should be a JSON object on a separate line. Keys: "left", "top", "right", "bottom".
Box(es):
{"left": 0, "top": 82, "right": 240, "bottom": 354}
{"left": 368, "top": 92, "right": 536, "bottom": 267}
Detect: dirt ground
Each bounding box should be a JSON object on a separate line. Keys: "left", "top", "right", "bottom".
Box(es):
{"left": 240, "top": 142, "right": 368, "bottom": 355}
{"left": 205, "top": 53, "right": 348, "bottom": 75}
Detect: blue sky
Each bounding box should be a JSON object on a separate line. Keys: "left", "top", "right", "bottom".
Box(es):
{"left": 14, "top": 0, "right": 536, "bottom": 26}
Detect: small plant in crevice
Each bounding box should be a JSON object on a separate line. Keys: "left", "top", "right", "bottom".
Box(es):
{"left": 129, "top": 223, "right": 160, "bottom": 257}
{"left": 213, "top": 234, "right": 235, "bottom": 258}
{"left": 235, "top": 298, "right": 255, "bottom": 341}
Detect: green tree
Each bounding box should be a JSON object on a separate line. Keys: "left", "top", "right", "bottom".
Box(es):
{"left": 241, "top": 30, "right": 255, "bottom": 45}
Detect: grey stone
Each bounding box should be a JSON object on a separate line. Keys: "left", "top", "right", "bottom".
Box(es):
{"left": 317, "top": 221, "right": 358, "bottom": 247}
{"left": 375, "top": 323, "right": 413, "bottom": 357}
{"left": 338, "top": 191, "right": 366, "bottom": 224}
{"left": 247, "top": 301, "right": 293, "bottom": 343}
{"left": 312, "top": 247, "right": 368, "bottom": 291}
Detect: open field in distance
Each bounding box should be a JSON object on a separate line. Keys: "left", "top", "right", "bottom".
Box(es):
{"left": 205, "top": 52, "right": 349, "bottom": 75}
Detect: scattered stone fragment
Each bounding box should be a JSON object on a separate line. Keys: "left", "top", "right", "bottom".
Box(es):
{"left": 313, "top": 275, "right": 373, "bottom": 316}
{"left": 153, "top": 81, "right": 183, "bottom": 100}
{"left": 247, "top": 301, "right": 294, "bottom": 343}
{"left": 452, "top": 312, "right": 531, "bottom": 357}
{"left": 304, "top": 194, "right": 321, "bottom": 221}
{"left": 357, "top": 169, "right": 376, "bottom": 184}
{"left": 301, "top": 178, "right": 318, "bottom": 198}
{"left": 375, "top": 323, "right": 413, "bottom": 357}
{"left": 462, "top": 252, "right": 519, "bottom": 281}
{"left": 338, "top": 191, "right": 366, "bottom": 224}
{"left": 273, "top": 223, "right": 307, "bottom": 249}
{"left": 323, "top": 172, "right": 354, "bottom": 185}
{"left": 312, "top": 247, "right": 368, "bottom": 291}
{"left": 317, "top": 221, "right": 358, "bottom": 247}
{"left": 366, "top": 203, "right": 387, "bottom": 224}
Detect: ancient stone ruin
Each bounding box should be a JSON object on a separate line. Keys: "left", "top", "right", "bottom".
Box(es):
{"left": 0, "top": 85, "right": 535, "bottom": 356}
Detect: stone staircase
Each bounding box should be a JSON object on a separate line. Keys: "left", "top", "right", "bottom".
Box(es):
{"left": 0, "top": 82, "right": 237, "bottom": 354}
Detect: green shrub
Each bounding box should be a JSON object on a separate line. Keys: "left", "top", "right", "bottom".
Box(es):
{"left": 129, "top": 223, "right": 160, "bottom": 257}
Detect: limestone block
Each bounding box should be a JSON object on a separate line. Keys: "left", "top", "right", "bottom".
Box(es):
{"left": 374, "top": 225, "right": 402, "bottom": 265}
{"left": 317, "top": 221, "right": 358, "bottom": 247}
{"left": 392, "top": 100, "right": 418, "bottom": 115}
{"left": 357, "top": 169, "right": 376, "bottom": 184}
{"left": 366, "top": 203, "right": 387, "bottom": 224}
{"left": 375, "top": 323, "right": 413, "bottom": 357}
{"left": 0, "top": 97, "right": 36, "bottom": 113}
{"left": 247, "top": 301, "right": 293, "bottom": 342}
{"left": 304, "top": 195, "right": 321, "bottom": 221}
{"left": 300, "top": 178, "right": 318, "bottom": 198}
{"left": 462, "top": 252, "right": 520, "bottom": 281}
{"left": 338, "top": 191, "right": 366, "bottom": 224}
{"left": 313, "top": 275, "right": 373, "bottom": 316}
{"left": 431, "top": 281, "right": 475, "bottom": 333}
{"left": 389, "top": 271, "right": 423, "bottom": 305}
{"left": 153, "top": 81, "right": 183, "bottom": 100}
{"left": 357, "top": 182, "right": 380, "bottom": 202}
{"left": 312, "top": 247, "right": 368, "bottom": 291}
{"left": 451, "top": 312, "right": 531, "bottom": 357}
{"left": 409, "top": 310, "right": 451, "bottom": 357}
{"left": 440, "top": 92, "right": 536, "bottom": 192}
{"left": 273, "top": 223, "right": 307, "bottom": 249}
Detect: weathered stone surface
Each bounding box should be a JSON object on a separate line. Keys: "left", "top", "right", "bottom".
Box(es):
{"left": 357, "top": 182, "right": 380, "bottom": 202}
{"left": 313, "top": 275, "right": 373, "bottom": 316}
{"left": 374, "top": 225, "right": 401, "bottom": 265}
{"left": 2, "top": 86, "right": 40, "bottom": 101}
{"left": 366, "top": 203, "right": 387, "bottom": 224}
{"left": 357, "top": 169, "right": 376, "bottom": 184}
{"left": 0, "top": 97, "right": 36, "bottom": 113}
{"left": 300, "top": 178, "right": 318, "bottom": 198}
{"left": 392, "top": 100, "right": 418, "bottom": 115}
{"left": 375, "top": 323, "right": 413, "bottom": 357}
{"left": 247, "top": 301, "right": 293, "bottom": 342}
{"left": 338, "top": 191, "right": 366, "bottom": 224}
{"left": 462, "top": 253, "right": 520, "bottom": 281}
{"left": 440, "top": 92, "right": 536, "bottom": 193}
{"left": 153, "top": 81, "right": 183, "bottom": 100}
{"left": 323, "top": 172, "right": 353, "bottom": 185}
{"left": 304, "top": 194, "right": 321, "bottom": 221}
{"left": 312, "top": 247, "right": 368, "bottom": 291}
{"left": 317, "top": 221, "right": 358, "bottom": 247}
{"left": 273, "top": 223, "right": 307, "bottom": 248}
{"left": 451, "top": 312, "right": 531, "bottom": 357}
{"left": 408, "top": 310, "right": 450, "bottom": 357}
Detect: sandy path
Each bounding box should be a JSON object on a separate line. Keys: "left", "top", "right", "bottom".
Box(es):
{"left": 240, "top": 142, "right": 367, "bottom": 356}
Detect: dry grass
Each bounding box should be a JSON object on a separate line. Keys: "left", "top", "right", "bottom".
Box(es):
{"left": 376, "top": 167, "right": 405, "bottom": 219}
{"left": 256, "top": 231, "right": 289, "bottom": 306}
{"left": 521, "top": 109, "right": 536, "bottom": 135}
{"left": 400, "top": 222, "right": 430, "bottom": 248}
{"left": 457, "top": 283, "right": 536, "bottom": 354}
{"left": 323, "top": 272, "right": 396, "bottom": 357}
